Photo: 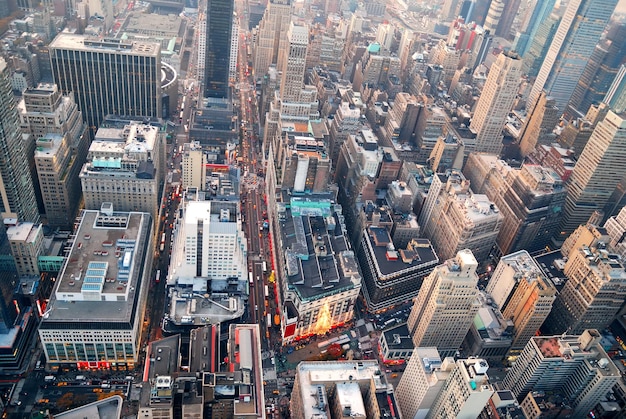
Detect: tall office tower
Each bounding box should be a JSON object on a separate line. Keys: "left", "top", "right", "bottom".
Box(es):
{"left": 518, "top": 92, "right": 559, "bottom": 157}
{"left": 495, "top": 0, "right": 522, "bottom": 39}
{"left": 483, "top": 0, "right": 503, "bottom": 34}
{"left": 545, "top": 243, "right": 626, "bottom": 335}
{"left": 566, "top": 23, "right": 626, "bottom": 119}
{"left": 39, "top": 208, "right": 153, "bottom": 371}
{"left": 427, "top": 358, "right": 494, "bottom": 419}
{"left": 487, "top": 251, "right": 557, "bottom": 356}
{"left": 470, "top": 51, "right": 523, "bottom": 155}
{"left": 253, "top": 0, "right": 291, "bottom": 76}
{"left": 467, "top": 26, "right": 493, "bottom": 71}
{"left": 514, "top": 0, "right": 556, "bottom": 56}
{"left": 80, "top": 123, "right": 165, "bottom": 220}
{"left": 181, "top": 141, "right": 206, "bottom": 190}
{"left": 0, "top": 58, "right": 39, "bottom": 224}
{"left": 229, "top": 17, "right": 239, "bottom": 84}
{"left": 396, "top": 349, "right": 452, "bottom": 419}
{"left": 421, "top": 170, "right": 501, "bottom": 264}
{"left": 407, "top": 249, "right": 481, "bottom": 357}
{"left": 203, "top": 0, "right": 234, "bottom": 99}
{"left": 18, "top": 85, "right": 88, "bottom": 228}
{"left": 34, "top": 134, "right": 84, "bottom": 228}
{"left": 522, "top": 8, "right": 562, "bottom": 78}
{"left": 441, "top": 0, "right": 462, "bottom": 20}
{"left": 464, "top": 155, "right": 566, "bottom": 256}
{"left": 604, "top": 65, "right": 626, "bottom": 114}
{"left": 328, "top": 101, "right": 362, "bottom": 164}
{"left": 502, "top": 330, "right": 620, "bottom": 417}
{"left": 560, "top": 110, "right": 626, "bottom": 237}
{"left": 49, "top": 35, "right": 162, "bottom": 133}
{"left": 528, "top": 0, "right": 618, "bottom": 113}
{"left": 279, "top": 22, "right": 309, "bottom": 105}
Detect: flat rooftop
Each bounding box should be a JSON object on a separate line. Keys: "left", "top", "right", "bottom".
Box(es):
{"left": 279, "top": 194, "right": 360, "bottom": 301}
{"left": 55, "top": 395, "right": 123, "bottom": 419}
{"left": 49, "top": 34, "right": 160, "bottom": 56}
{"left": 382, "top": 323, "right": 413, "bottom": 350}
{"left": 366, "top": 226, "right": 438, "bottom": 277}
{"left": 42, "top": 210, "right": 151, "bottom": 324}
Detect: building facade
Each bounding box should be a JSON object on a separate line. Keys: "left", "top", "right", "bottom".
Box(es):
{"left": 203, "top": 0, "right": 234, "bottom": 99}
{"left": 407, "top": 249, "right": 481, "bottom": 357}
{"left": 49, "top": 35, "right": 162, "bottom": 132}
{"left": 39, "top": 208, "right": 153, "bottom": 371}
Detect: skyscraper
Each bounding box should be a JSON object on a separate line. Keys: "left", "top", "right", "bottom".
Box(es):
{"left": 426, "top": 358, "right": 494, "bottom": 419}
{"left": 566, "top": 23, "right": 626, "bottom": 119}
{"left": 518, "top": 92, "right": 559, "bottom": 157}
{"left": 204, "top": 0, "right": 234, "bottom": 99}
{"left": 514, "top": 0, "right": 556, "bottom": 57}
{"left": 49, "top": 35, "right": 163, "bottom": 133}
{"left": 502, "top": 330, "right": 620, "bottom": 417}
{"left": 0, "top": 58, "right": 39, "bottom": 224}
{"left": 470, "top": 51, "right": 523, "bottom": 155}
{"left": 560, "top": 110, "right": 626, "bottom": 236}
{"left": 407, "top": 249, "right": 481, "bottom": 357}
{"left": 544, "top": 242, "right": 626, "bottom": 335}
{"left": 487, "top": 251, "right": 557, "bottom": 356}
{"left": 604, "top": 65, "right": 626, "bottom": 114}
{"left": 528, "top": 0, "right": 619, "bottom": 113}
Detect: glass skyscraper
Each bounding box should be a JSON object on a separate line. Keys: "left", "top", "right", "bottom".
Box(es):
{"left": 204, "top": 0, "right": 234, "bottom": 99}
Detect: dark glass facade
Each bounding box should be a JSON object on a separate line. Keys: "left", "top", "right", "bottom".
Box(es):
{"left": 204, "top": 0, "right": 234, "bottom": 99}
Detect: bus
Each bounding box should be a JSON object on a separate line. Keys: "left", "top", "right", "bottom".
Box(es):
{"left": 161, "top": 233, "right": 166, "bottom": 244}
{"left": 262, "top": 261, "right": 267, "bottom": 272}
{"left": 264, "top": 285, "right": 269, "bottom": 298}
{"left": 266, "top": 313, "right": 271, "bottom": 330}
{"left": 155, "top": 269, "right": 161, "bottom": 283}
{"left": 249, "top": 272, "right": 253, "bottom": 285}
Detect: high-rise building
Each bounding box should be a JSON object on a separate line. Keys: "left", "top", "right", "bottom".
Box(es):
{"left": 80, "top": 123, "right": 165, "bottom": 219}
{"left": 253, "top": 0, "right": 292, "bottom": 75}
{"left": 486, "top": 251, "right": 557, "bottom": 356}
{"left": 420, "top": 171, "right": 501, "bottom": 263}
{"left": 544, "top": 243, "right": 626, "bottom": 335}
{"left": 513, "top": 0, "right": 556, "bottom": 57}
{"left": 518, "top": 92, "right": 560, "bottom": 157}
{"left": 501, "top": 330, "right": 620, "bottom": 417}
{"left": 528, "top": 0, "right": 619, "bottom": 113}
{"left": 463, "top": 154, "right": 566, "bottom": 257}
{"left": 396, "top": 348, "right": 452, "bottom": 419}
{"left": 407, "top": 249, "right": 481, "bottom": 357}
{"left": 357, "top": 226, "right": 439, "bottom": 313}
{"left": 204, "top": 0, "right": 234, "bottom": 99}
{"left": 470, "top": 51, "right": 523, "bottom": 155}
{"left": 522, "top": 7, "right": 562, "bottom": 78}
{"left": 604, "top": 65, "right": 626, "bottom": 114}
{"left": 7, "top": 222, "right": 43, "bottom": 277}
{"left": 566, "top": 23, "right": 626, "bottom": 119}
{"left": 34, "top": 134, "right": 85, "bottom": 228}
{"left": 0, "top": 58, "right": 39, "bottom": 225}
{"left": 181, "top": 142, "right": 207, "bottom": 190}
{"left": 427, "top": 358, "right": 494, "bottom": 419}
{"left": 560, "top": 110, "right": 626, "bottom": 236}
{"left": 494, "top": 0, "right": 522, "bottom": 39}
{"left": 39, "top": 207, "right": 153, "bottom": 371}
{"left": 49, "top": 35, "right": 162, "bottom": 133}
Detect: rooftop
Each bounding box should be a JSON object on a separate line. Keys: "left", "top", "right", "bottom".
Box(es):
{"left": 381, "top": 323, "right": 413, "bottom": 350}
{"left": 365, "top": 226, "right": 438, "bottom": 277}
{"left": 295, "top": 361, "right": 398, "bottom": 419}
{"left": 42, "top": 209, "right": 151, "bottom": 324}
{"left": 279, "top": 193, "right": 360, "bottom": 302}
{"left": 499, "top": 250, "right": 555, "bottom": 292}
{"left": 49, "top": 34, "right": 160, "bottom": 56}
{"left": 54, "top": 395, "right": 123, "bottom": 419}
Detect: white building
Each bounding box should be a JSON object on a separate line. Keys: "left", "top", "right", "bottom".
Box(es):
{"left": 164, "top": 196, "right": 248, "bottom": 329}
{"left": 181, "top": 141, "right": 206, "bottom": 190}
{"left": 7, "top": 222, "right": 43, "bottom": 277}
{"left": 427, "top": 358, "right": 494, "bottom": 419}
{"left": 396, "top": 348, "right": 452, "bottom": 419}
{"left": 80, "top": 124, "right": 165, "bottom": 219}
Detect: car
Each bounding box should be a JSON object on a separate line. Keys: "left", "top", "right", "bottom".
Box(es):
{"left": 93, "top": 388, "right": 103, "bottom": 393}
{"left": 272, "top": 390, "right": 280, "bottom": 395}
